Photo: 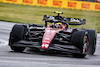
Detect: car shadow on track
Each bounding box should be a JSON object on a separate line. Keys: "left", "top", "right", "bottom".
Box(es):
{"left": 21, "top": 48, "right": 90, "bottom": 59}
{"left": 9, "top": 47, "right": 98, "bottom": 59}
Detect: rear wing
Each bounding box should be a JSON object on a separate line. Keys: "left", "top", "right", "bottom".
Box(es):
{"left": 43, "top": 15, "right": 86, "bottom": 25}
{"left": 64, "top": 17, "right": 86, "bottom": 25}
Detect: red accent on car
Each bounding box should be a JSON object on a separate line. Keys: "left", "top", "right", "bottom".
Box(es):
{"left": 41, "top": 28, "right": 62, "bottom": 49}
{"left": 41, "top": 23, "right": 67, "bottom": 49}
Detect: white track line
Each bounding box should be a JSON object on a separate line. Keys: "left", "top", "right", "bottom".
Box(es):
{"left": 0, "top": 39, "right": 8, "bottom": 46}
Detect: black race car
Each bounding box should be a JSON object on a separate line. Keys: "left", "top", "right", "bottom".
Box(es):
{"left": 9, "top": 11, "right": 97, "bottom": 58}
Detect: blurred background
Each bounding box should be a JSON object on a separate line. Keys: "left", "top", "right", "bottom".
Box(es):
{"left": 71, "top": 0, "right": 100, "bottom": 2}
{"left": 0, "top": 0, "right": 100, "bottom": 32}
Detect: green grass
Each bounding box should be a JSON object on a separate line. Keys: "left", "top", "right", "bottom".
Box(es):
{"left": 0, "top": 2, "right": 100, "bottom": 32}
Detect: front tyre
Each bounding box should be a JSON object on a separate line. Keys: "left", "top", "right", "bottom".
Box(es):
{"left": 9, "top": 24, "right": 27, "bottom": 52}
{"left": 71, "top": 30, "right": 89, "bottom": 58}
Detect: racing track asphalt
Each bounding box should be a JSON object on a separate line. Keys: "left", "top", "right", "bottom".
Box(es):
{"left": 0, "top": 21, "right": 100, "bottom": 67}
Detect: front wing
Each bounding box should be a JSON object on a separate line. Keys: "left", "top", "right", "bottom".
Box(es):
{"left": 11, "top": 40, "right": 82, "bottom": 54}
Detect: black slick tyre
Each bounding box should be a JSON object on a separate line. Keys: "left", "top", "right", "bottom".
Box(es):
{"left": 71, "top": 30, "right": 89, "bottom": 58}
{"left": 85, "top": 29, "right": 97, "bottom": 55}
{"left": 9, "top": 24, "right": 27, "bottom": 52}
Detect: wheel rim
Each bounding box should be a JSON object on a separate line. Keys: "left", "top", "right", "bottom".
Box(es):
{"left": 83, "top": 35, "right": 89, "bottom": 54}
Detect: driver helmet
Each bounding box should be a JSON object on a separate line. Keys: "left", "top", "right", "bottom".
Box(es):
{"left": 56, "top": 22, "right": 62, "bottom": 28}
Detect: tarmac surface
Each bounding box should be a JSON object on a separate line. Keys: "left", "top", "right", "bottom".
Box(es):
{"left": 0, "top": 21, "right": 100, "bottom": 67}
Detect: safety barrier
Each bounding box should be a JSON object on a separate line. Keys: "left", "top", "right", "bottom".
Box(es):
{"left": 0, "top": 0, "right": 100, "bottom": 11}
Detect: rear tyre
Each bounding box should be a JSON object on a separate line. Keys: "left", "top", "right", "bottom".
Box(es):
{"left": 9, "top": 24, "right": 27, "bottom": 52}
{"left": 71, "top": 30, "right": 89, "bottom": 58}
{"left": 85, "top": 29, "right": 97, "bottom": 55}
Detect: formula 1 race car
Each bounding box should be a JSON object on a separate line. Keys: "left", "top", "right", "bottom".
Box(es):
{"left": 9, "top": 11, "right": 97, "bottom": 58}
